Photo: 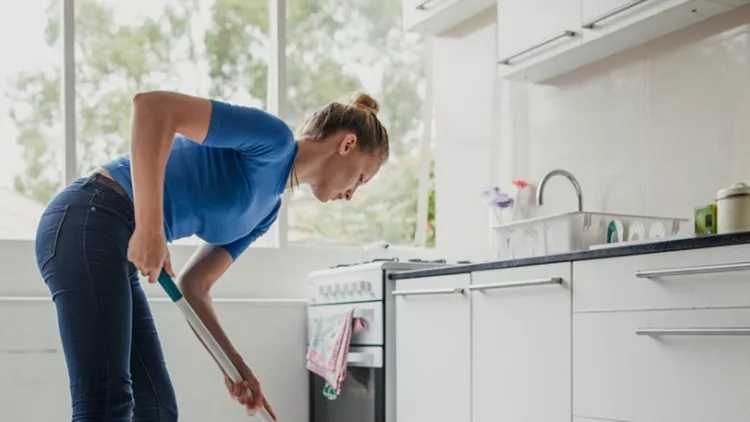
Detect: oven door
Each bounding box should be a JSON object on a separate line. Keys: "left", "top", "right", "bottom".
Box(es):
{"left": 309, "top": 346, "right": 385, "bottom": 422}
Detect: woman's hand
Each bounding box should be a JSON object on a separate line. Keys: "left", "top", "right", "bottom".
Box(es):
{"left": 127, "top": 226, "right": 174, "bottom": 284}
{"left": 224, "top": 360, "right": 277, "bottom": 421}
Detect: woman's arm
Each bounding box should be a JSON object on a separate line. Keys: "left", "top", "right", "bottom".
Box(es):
{"left": 127, "top": 91, "right": 213, "bottom": 283}
{"left": 177, "top": 243, "right": 276, "bottom": 420}
{"left": 177, "top": 243, "right": 238, "bottom": 361}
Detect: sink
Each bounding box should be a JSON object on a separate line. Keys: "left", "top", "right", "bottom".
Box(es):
{"left": 490, "top": 211, "right": 689, "bottom": 260}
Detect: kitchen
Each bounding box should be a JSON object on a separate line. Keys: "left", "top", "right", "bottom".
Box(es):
{"left": 1, "top": 0, "right": 749, "bottom": 421}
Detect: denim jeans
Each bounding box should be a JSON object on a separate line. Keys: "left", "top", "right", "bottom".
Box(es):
{"left": 34, "top": 173, "right": 178, "bottom": 422}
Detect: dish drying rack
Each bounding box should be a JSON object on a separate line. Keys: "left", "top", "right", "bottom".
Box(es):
{"left": 490, "top": 211, "right": 689, "bottom": 260}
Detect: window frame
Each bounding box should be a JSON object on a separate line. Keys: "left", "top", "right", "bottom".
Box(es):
{"left": 59, "top": 0, "right": 433, "bottom": 251}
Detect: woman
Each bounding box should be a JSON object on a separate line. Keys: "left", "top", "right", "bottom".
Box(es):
{"left": 34, "top": 90, "right": 389, "bottom": 421}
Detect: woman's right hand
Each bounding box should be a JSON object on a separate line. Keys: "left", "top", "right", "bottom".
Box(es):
{"left": 127, "top": 226, "right": 174, "bottom": 284}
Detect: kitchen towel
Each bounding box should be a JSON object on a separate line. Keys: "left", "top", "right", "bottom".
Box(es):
{"left": 306, "top": 308, "right": 368, "bottom": 400}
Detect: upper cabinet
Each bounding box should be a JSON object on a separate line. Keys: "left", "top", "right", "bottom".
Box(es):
{"left": 496, "top": 0, "right": 582, "bottom": 80}
{"left": 403, "top": 0, "right": 496, "bottom": 34}
{"left": 496, "top": 0, "right": 748, "bottom": 82}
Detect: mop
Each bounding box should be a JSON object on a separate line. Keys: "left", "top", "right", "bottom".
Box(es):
{"left": 157, "top": 269, "right": 275, "bottom": 422}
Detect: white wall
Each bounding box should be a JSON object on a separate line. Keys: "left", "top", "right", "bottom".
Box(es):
{"left": 496, "top": 5, "right": 750, "bottom": 220}
{"left": 0, "top": 239, "right": 433, "bottom": 421}
{"left": 433, "top": 10, "right": 498, "bottom": 263}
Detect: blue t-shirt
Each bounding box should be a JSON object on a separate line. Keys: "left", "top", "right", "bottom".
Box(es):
{"left": 102, "top": 99, "right": 298, "bottom": 261}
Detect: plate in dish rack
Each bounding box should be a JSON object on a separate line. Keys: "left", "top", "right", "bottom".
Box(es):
{"left": 588, "top": 234, "right": 693, "bottom": 250}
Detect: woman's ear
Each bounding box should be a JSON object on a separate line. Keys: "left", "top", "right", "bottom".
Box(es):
{"left": 338, "top": 133, "right": 358, "bottom": 155}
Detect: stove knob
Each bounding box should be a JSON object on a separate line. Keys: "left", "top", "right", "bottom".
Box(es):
{"left": 324, "top": 285, "right": 333, "bottom": 296}
{"left": 360, "top": 281, "right": 367, "bottom": 292}
{"left": 333, "top": 284, "right": 341, "bottom": 296}
{"left": 350, "top": 282, "right": 359, "bottom": 294}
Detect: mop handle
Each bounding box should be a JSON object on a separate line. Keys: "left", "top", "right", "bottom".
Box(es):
{"left": 157, "top": 270, "right": 275, "bottom": 422}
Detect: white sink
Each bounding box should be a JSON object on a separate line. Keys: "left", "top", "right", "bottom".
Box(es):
{"left": 490, "top": 211, "right": 689, "bottom": 260}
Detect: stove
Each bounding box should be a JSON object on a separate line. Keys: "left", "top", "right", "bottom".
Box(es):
{"left": 329, "top": 257, "right": 447, "bottom": 269}
{"left": 306, "top": 258, "right": 450, "bottom": 422}
{"left": 308, "top": 259, "right": 450, "bottom": 306}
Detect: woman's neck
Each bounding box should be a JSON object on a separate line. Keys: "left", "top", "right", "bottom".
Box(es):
{"left": 287, "top": 139, "right": 329, "bottom": 189}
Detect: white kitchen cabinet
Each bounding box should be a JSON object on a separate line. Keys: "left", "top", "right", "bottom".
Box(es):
{"left": 394, "top": 273, "right": 471, "bottom": 422}
{"left": 574, "top": 243, "right": 750, "bottom": 312}
{"left": 497, "top": 0, "right": 736, "bottom": 82}
{"left": 580, "top": 0, "right": 730, "bottom": 43}
{"left": 403, "top": 0, "right": 496, "bottom": 35}
{"left": 471, "top": 262, "right": 572, "bottom": 422}
{"left": 583, "top": 0, "right": 695, "bottom": 33}
{"left": 496, "top": 0, "right": 583, "bottom": 81}
{"left": 574, "top": 308, "right": 750, "bottom": 422}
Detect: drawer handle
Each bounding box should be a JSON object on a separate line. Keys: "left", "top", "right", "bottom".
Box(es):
{"left": 582, "top": 0, "right": 651, "bottom": 29}
{"left": 636, "top": 327, "right": 750, "bottom": 336}
{"left": 469, "top": 277, "right": 564, "bottom": 291}
{"left": 498, "top": 31, "right": 578, "bottom": 65}
{"left": 635, "top": 262, "right": 750, "bottom": 278}
{"left": 392, "top": 287, "right": 465, "bottom": 297}
{"left": 347, "top": 352, "right": 374, "bottom": 367}
{"left": 415, "top": 0, "right": 448, "bottom": 11}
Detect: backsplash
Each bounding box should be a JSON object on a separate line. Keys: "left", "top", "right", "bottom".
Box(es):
{"left": 496, "top": 4, "right": 750, "bottom": 221}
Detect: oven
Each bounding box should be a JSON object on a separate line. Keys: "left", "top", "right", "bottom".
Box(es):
{"left": 308, "top": 346, "right": 385, "bottom": 422}
{"left": 306, "top": 259, "right": 448, "bottom": 422}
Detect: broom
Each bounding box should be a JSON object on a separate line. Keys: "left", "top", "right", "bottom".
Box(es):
{"left": 157, "top": 269, "right": 275, "bottom": 422}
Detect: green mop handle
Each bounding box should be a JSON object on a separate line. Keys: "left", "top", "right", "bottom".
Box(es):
{"left": 157, "top": 270, "right": 274, "bottom": 422}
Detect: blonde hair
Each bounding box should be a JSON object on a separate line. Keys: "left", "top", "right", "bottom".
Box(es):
{"left": 298, "top": 92, "right": 389, "bottom": 162}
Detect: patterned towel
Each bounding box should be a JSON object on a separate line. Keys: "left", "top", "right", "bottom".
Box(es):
{"left": 306, "top": 308, "right": 368, "bottom": 400}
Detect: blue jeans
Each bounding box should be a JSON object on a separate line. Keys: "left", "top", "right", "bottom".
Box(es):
{"left": 34, "top": 173, "right": 178, "bottom": 422}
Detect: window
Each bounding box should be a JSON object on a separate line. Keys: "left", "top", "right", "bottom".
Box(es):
{"left": 285, "top": 0, "right": 435, "bottom": 247}
{"left": 73, "top": 0, "right": 273, "bottom": 246}
{"left": 0, "top": 0, "right": 435, "bottom": 248}
{"left": 0, "top": 0, "right": 62, "bottom": 239}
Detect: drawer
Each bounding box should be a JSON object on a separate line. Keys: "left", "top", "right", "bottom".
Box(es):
{"left": 573, "top": 244, "right": 750, "bottom": 312}
{"left": 573, "top": 308, "right": 750, "bottom": 422}
{"left": 471, "top": 261, "right": 572, "bottom": 290}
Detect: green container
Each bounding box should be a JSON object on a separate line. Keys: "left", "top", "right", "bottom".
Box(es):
{"left": 694, "top": 203, "right": 717, "bottom": 235}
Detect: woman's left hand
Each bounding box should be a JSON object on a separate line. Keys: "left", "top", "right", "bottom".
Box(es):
{"left": 224, "top": 360, "right": 277, "bottom": 421}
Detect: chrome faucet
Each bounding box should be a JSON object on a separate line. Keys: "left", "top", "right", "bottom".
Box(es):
{"left": 536, "top": 169, "right": 583, "bottom": 211}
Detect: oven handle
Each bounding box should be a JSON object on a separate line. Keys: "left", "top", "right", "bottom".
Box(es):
{"left": 347, "top": 352, "right": 374, "bottom": 367}
{"left": 308, "top": 309, "right": 376, "bottom": 326}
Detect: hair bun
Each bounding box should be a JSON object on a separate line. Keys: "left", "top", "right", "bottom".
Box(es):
{"left": 350, "top": 92, "right": 380, "bottom": 116}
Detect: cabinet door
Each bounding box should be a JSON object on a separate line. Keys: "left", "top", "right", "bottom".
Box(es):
{"left": 394, "top": 274, "right": 471, "bottom": 422}
{"left": 574, "top": 308, "right": 750, "bottom": 422}
{"left": 403, "top": 0, "right": 496, "bottom": 34}
{"left": 496, "top": 0, "right": 582, "bottom": 77}
{"left": 581, "top": 0, "right": 726, "bottom": 43}
{"left": 472, "top": 263, "right": 572, "bottom": 422}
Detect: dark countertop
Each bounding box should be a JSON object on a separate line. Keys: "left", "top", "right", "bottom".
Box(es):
{"left": 390, "top": 231, "right": 750, "bottom": 280}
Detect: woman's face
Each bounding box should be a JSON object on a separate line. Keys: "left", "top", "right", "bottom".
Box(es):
{"left": 312, "top": 134, "right": 382, "bottom": 203}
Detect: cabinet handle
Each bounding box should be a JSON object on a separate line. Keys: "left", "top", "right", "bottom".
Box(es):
{"left": 582, "top": 0, "right": 651, "bottom": 29}
{"left": 469, "top": 277, "right": 563, "bottom": 291}
{"left": 636, "top": 327, "right": 750, "bottom": 336}
{"left": 415, "top": 0, "right": 449, "bottom": 11}
{"left": 498, "top": 30, "right": 577, "bottom": 65}
{"left": 635, "top": 262, "right": 750, "bottom": 279}
{"left": 392, "top": 287, "right": 465, "bottom": 297}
